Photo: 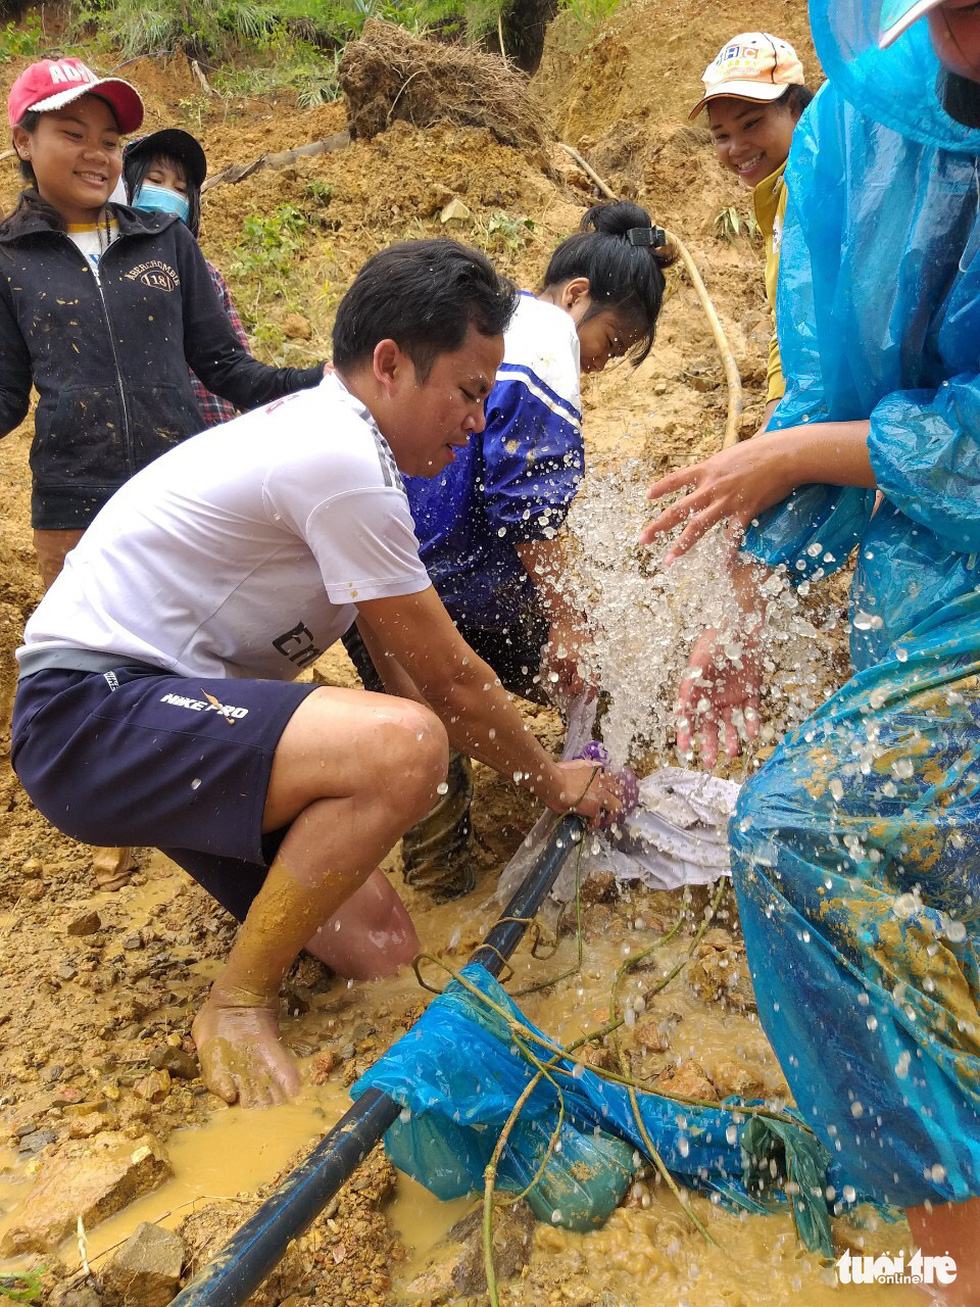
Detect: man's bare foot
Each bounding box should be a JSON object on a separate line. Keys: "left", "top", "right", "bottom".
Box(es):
{"left": 192, "top": 994, "right": 301, "bottom": 1108}
{"left": 92, "top": 846, "right": 137, "bottom": 892}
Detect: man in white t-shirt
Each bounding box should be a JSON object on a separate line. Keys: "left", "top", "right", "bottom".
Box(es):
{"left": 12, "top": 239, "right": 616, "bottom": 1109}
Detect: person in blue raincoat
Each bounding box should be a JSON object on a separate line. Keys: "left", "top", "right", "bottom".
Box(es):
{"left": 640, "top": 0, "right": 980, "bottom": 1297}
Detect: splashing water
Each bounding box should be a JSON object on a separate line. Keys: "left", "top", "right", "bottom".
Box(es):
{"left": 560, "top": 461, "right": 846, "bottom": 767}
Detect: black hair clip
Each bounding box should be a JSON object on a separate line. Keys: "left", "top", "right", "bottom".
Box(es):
{"left": 627, "top": 225, "right": 666, "bottom": 248}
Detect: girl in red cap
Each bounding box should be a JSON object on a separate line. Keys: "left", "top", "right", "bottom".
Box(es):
{"left": 1, "top": 59, "right": 325, "bottom": 888}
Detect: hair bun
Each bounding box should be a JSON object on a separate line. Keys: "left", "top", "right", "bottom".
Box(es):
{"left": 581, "top": 202, "right": 677, "bottom": 267}
{"left": 652, "top": 236, "right": 679, "bottom": 269}
{"left": 581, "top": 200, "right": 651, "bottom": 238}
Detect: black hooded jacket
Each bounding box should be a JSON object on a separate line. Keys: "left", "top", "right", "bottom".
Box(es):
{"left": 0, "top": 202, "right": 323, "bottom": 529}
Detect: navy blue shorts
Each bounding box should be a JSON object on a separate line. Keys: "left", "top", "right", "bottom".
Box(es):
{"left": 12, "top": 665, "right": 320, "bottom": 921}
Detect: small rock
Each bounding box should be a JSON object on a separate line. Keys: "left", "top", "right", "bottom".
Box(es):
{"left": 0, "top": 1132, "right": 172, "bottom": 1254}
{"left": 50, "top": 1281, "right": 102, "bottom": 1307}
{"left": 64, "top": 1098, "right": 107, "bottom": 1116}
{"left": 584, "top": 1044, "right": 614, "bottom": 1071}
{"left": 148, "top": 1046, "right": 199, "bottom": 1081}
{"left": 406, "top": 1202, "right": 536, "bottom": 1298}
{"left": 122, "top": 933, "right": 142, "bottom": 951}
{"left": 18, "top": 1128, "right": 57, "bottom": 1155}
{"left": 309, "top": 1048, "right": 338, "bottom": 1085}
{"left": 632, "top": 1013, "right": 681, "bottom": 1054}
{"left": 439, "top": 197, "right": 472, "bottom": 224}
{"left": 22, "top": 857, "right": 43, "bottom": 878}
{"left": 102, "top": 1221, "right": 184, "bottom": 1307}
{"left": 708, "top": 1058, "right": 767, "bottom": 1100}
{"left": 133, "top": 1070, "right": 171, "bottom": 1104}
{"left": 282, "top": 312, "right": 312, "bottom": 341}
{"left": 697, "top": 928, "right": 736, "bottom": 953}
{"left": 68, "top": 1112, "right": 109, "bottom": 1140}
{"left": 58, "top": 962, "right": 78, "bottom": 981}
{"left": 68, "top": 911, "right": 102, "bottom": 937}
{"left": 652, "top": 1059, "right": 716, "bottom": 1102}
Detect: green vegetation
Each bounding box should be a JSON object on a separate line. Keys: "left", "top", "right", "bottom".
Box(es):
{"left": 231, "top": 203, "right": 310, "bottom": 279}
{"left": 0, "top": 10, "right": 42, "bottom": 60}
{"left": 558, "top": 0, "right": 621, "bottom": 30}
{"left": 0, "top": 0, "right": 623, "bottom": 106}
{"left": 713, "top": 205, "right": 760, "bottom": 244}
{"left": 481, "top": 210, "right": 536, "bottom": 253}
{"left": 0, "top": 1271, "right": 44, "bottom": 1306}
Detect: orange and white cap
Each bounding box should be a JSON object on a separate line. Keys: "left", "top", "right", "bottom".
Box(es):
{"left": 689, "top": 33, "right": 805, "bottom": 120}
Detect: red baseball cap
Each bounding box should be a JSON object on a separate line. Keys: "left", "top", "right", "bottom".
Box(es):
{"left": 8, "top": 58, "right": 143, "bottom": 133}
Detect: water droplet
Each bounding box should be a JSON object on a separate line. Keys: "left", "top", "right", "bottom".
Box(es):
{"left": 191, "top": 778, "right": 202, "bottom": 790}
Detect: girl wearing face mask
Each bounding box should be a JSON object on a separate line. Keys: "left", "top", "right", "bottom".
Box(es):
{"left": 123, "top": 128, "right": 253, "bottom": 426}
{"left": 690, "top": 34, "right": 813, "bottom": 432}
{"left": 0, "top": 60, "right": 325, "bottom": 889}
{"left": 344, "top": 201, "right": 673, "bottom": 900}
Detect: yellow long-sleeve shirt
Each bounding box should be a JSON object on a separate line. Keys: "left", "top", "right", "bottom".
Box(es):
{"left": 752, "top": 162, "right": 788, "bottom": 404}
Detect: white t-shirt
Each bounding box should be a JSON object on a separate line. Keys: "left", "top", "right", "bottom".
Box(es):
{"left": 19, "top": 374, "right": 431, "bottom": 680}
{"left": 67, "top": 219, "right": 119, "bottom": 283}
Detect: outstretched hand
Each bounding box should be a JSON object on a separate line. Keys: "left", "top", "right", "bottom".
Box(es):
{"left": 676, "top": 626, "right": 763, "bottom": 769}
{"left": 639, "top": 432, "right": 796, "bottom": 564}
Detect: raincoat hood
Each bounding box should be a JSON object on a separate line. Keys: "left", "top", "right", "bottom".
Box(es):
{"left": 812, "top": 0, "right": 980, "bottom": 153}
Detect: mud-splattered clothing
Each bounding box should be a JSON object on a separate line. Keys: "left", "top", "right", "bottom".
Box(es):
{"left": 404, "top": 292, "right": 583, "bottom": 629}
{"left": 733, "top": 0, "right": 980, "bottom": 1208}
{"left": 0, "top": 201, "right": 322, "bottom": 529}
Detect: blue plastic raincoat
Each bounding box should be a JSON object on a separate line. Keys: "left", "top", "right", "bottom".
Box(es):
{"left": 734, "top": 0, "right": 980, "bottom": 1209}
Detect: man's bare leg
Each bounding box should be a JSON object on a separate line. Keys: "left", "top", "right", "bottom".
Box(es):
{"left": 92, "top": 845, "right": 137, "bottom": 891}
{"left": 308, "top": 868, "right": 419, "bottom": 980}
{"left": 907, "top": 1197, "right": 980, "bottom": 1305}
{"left": 192, "top": 686, "right": 447, "bottom": 1108}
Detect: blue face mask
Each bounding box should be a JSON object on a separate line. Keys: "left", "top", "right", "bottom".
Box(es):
{"left": 132, "top": 182, "right": 191, "bottom": 226}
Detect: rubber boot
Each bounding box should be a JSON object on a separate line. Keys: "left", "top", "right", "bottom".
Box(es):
{"left": 401, "top": 751, "right": 475, "bottom": 901}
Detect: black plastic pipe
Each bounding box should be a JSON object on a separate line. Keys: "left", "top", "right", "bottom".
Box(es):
{"left": 170, "top": 812, "right": 586, "bottom": 1307}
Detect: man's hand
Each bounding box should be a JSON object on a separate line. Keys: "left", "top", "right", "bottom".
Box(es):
{"left": 546, "top": 758, "right": 623, "bottom": 826}
{"left": 676, "top": 626, "right": 763, "bottom": 768}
